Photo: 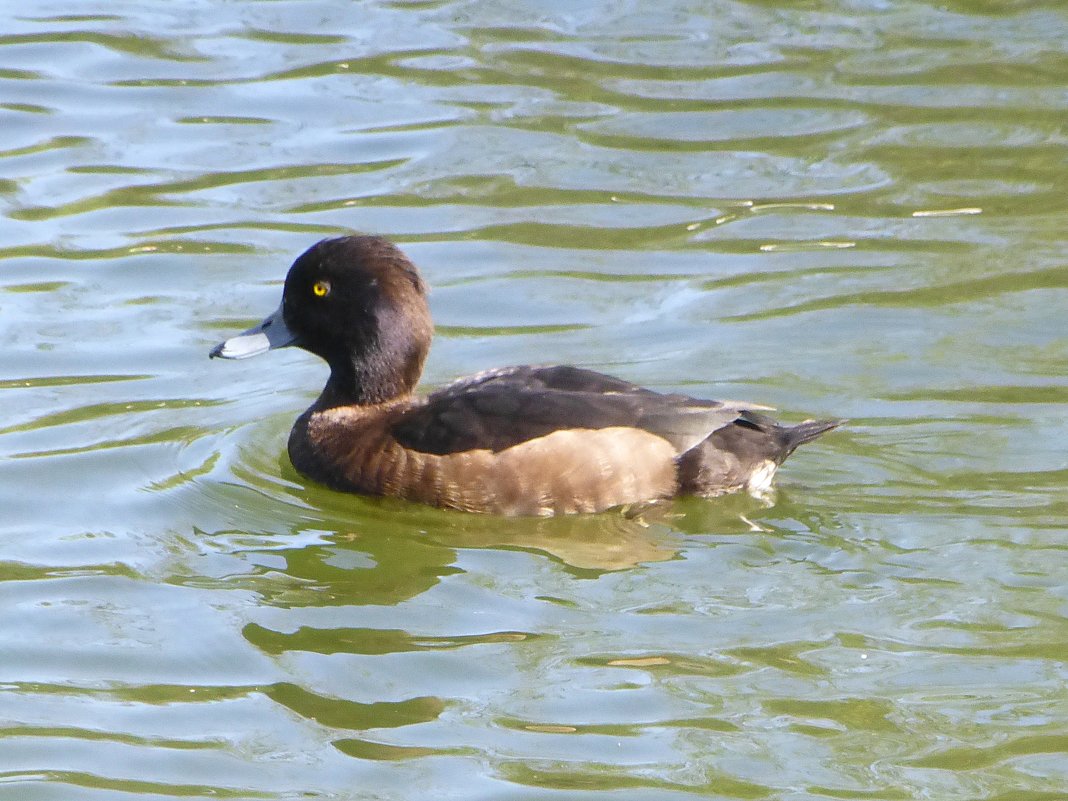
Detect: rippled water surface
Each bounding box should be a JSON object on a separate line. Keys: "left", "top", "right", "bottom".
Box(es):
{"left": 2, "top": 2, "right": 1067, "bottom": 799}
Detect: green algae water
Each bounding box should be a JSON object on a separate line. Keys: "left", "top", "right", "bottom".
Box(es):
{"left": 2, "top": 2, "right": 1067, "bottom": 798}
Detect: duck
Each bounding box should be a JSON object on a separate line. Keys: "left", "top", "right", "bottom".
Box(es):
{"left": 210, "top": 235, "right": 841, "bottom": 516}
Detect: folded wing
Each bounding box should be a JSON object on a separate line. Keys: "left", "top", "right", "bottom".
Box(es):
{"left": 391, "top": 365, "right": 767, "bottom": 456}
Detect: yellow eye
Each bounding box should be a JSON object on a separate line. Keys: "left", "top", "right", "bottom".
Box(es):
{"left": 312, "top": 280, "right": 330, "bottom": 298}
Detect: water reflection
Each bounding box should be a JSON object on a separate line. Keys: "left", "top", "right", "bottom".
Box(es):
{"left": 197, "top": 480, "right": 690, "bottom": 609}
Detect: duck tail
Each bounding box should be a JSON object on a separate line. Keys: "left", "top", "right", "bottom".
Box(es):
{"left": 781, "top": 418, "right": 844, "bottom": 456}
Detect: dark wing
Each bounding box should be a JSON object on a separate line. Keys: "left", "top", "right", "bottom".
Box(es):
{"left": 391, "top": 364, "right": 764, "bottom": 455}
{"left": 433, "top": 364, "right": 657, "bottom": 396}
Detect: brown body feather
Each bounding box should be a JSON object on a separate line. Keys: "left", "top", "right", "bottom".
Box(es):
{"left": 290, "top": 399, "right": 677, "bottom": 516}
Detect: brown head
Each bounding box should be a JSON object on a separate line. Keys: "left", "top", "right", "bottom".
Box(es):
{"left": 211, "top": 235, "right": 433, "bottom": 405}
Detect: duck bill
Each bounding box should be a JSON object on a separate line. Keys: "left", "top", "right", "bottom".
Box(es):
{"left": 210, "top": 302, "right": 297, "bottom": 359}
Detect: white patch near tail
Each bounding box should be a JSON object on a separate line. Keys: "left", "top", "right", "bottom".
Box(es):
{"left": 745, "top": 459, "right": 778, "bottom": 494}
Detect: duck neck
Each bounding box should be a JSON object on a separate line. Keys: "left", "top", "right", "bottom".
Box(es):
{"left": 314, "top": 363, "right": 414, "bottom": 410}
{"left": 313, "top": 309, "right": 430, "bottom": 410}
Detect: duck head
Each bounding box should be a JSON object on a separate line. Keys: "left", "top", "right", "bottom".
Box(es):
{"left": 211, "top": 235, "right": 433, "bottom": 405}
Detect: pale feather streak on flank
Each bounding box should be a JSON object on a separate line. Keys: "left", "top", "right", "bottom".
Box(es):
{"left": 745, "top": 459, "right": 778, "bottom": 494}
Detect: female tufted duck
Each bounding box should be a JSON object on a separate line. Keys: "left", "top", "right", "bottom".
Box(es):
{"left": 211, "top": 235, "right": 840, "bottom": 516}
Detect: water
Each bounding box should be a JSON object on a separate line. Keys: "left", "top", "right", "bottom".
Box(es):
{"left": 2, "top": 1, "right": 1067, "bottom": 798}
